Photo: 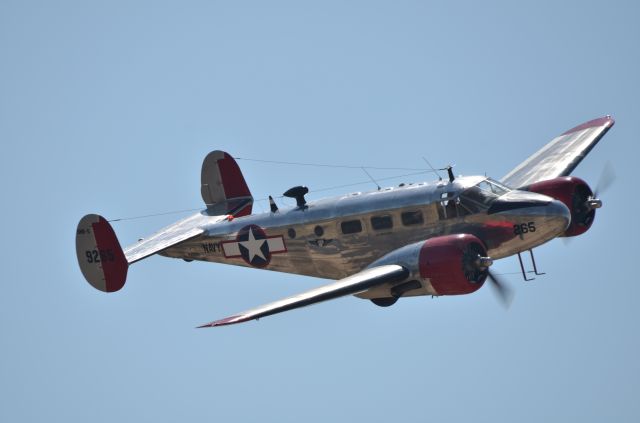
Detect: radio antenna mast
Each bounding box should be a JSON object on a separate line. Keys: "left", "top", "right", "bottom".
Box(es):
{"left": 422, "top": 157, "right": 443, "bottom": 180}
{"left": 361, "top": 167, "right": 381, "bottom": 190}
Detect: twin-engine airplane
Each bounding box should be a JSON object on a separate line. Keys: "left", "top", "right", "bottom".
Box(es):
{"left": 76, "top": 116, "right": 615, "bottom": 327}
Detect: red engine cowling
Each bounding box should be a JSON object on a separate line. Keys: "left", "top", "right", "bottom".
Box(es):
{"left": 419, "top": 234, "right": 489, "bottom": 295}
{"left": 528, "top": 177, "right": 595, "bottom": 237}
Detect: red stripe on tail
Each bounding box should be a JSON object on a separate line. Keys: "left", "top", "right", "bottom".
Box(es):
{"left": 218, "top": 153, "right": 251, "bottom": 199}
{"left": 91, "top": 217, "right": 128, "bottom": 292}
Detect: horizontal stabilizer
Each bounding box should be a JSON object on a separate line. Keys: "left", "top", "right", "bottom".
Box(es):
{"left": 124, "top": 213, "right": 223, "bottom": 264}
{"left": 198, "top": 264, "right": 409, "bottom": 327}
{"left": 76, "top": 212, "right": 222, "bottom": 292}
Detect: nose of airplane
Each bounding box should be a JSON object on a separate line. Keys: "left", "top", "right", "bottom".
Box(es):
{"left": 549, "top": 198, "right": 571, "bottom": 234}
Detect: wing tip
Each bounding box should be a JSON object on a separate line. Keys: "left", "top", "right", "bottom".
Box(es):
{"left": 562, "top": 115, "right": 615, "bottom": 135}
{"left": 196, "top": 315, "right": 246, "bottom": 328}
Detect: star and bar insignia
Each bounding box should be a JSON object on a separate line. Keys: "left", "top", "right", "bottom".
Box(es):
{"left": 221, "top": 225, "right": 287, "bottom": 267}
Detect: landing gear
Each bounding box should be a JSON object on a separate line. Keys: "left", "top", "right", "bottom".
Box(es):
{"left": 371, "top": 297, "right": 398, "bottom": 307}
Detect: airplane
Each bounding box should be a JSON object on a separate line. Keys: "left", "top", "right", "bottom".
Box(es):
{"left": 75, "top": 116, "right": 615, "bottom": 327}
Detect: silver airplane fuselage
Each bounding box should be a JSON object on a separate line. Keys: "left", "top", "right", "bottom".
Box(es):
{"left": 161, "top": 175, "right": 570, "bottom": 298}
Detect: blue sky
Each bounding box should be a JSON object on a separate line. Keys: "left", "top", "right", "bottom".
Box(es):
{"left": 1, "top": 1, "right": 639, "bottom": 421}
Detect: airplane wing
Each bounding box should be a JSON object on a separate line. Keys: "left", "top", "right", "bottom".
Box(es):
{"left": 198, "top": 265, "right": 410, "bottom": 327}
{"left": 501, "top": 116, "right": 614, "bottom": 190}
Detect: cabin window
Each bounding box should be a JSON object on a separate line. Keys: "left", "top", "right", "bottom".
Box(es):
{"left": 445, "top": 199, "right": 458, "bottom": 218}
{"left": 371, "top": 215, "right": 393, "bottom": 230}
{"left": 401, "top": 211, "right": 423, "bottom": 226}
{"left": 341, "top": 220, "right": 363, "bottom": 234}
{"left": 439, "top": 192, "right": 469, "bottom": 219}
{"left": 314, "top": 225, "right": 324, "bottom": 237}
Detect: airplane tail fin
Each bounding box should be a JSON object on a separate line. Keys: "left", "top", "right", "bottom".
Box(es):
{"left": 201, "top": 151, "right": 253, "bottom": 217}
{"left": 76, "top": 214, "right": 128, "bottom": 292}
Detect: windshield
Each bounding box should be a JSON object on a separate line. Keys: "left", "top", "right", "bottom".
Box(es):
{"left": 458, "top": 178, "right": 510, "bottom": 213}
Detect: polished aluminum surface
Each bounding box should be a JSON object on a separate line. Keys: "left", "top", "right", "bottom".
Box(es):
{"left": 501, "top": 116, "right": 614, "bottom": 189}
{"left": 124, "top": 213, "right": 219, "bottom": 264}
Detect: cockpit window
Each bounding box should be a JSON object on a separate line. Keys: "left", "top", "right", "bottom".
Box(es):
{"left": 458, "top": 178, "right": 510, "bottom": 213}
{"left": 484, "top": 179, "right": 510, "bottom": 196}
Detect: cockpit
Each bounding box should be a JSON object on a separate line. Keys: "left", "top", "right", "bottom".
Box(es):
{"left": 460, "top": 178, "right": 511, "bottom": 212}
{"left": 438, "top": 178, "right": 511, "bottom": 218}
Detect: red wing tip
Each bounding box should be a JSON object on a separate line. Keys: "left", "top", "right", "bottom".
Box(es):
{"left": 196, "top": 323, "right": 214, "bottom": 329}
{"left": 196, "top": 315, "right": 245, "bottom": 328}
{"left": 562, "top": 115, "right": 615, "bottom": 135}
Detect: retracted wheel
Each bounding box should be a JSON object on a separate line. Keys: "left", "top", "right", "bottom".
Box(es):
{"left": 371, "top": 297, "right": 398, "bottom": 307}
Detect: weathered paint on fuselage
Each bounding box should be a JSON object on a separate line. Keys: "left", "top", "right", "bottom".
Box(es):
{"left": 160, "top": 176, "right": 570, "bottom": 288}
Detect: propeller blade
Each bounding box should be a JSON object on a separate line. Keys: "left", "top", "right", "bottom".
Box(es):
{"left": 594, "top": 161, "right": 616, "bottom": 198}
{"left": 487, "top": 271, "right": 514, "bottom": 309}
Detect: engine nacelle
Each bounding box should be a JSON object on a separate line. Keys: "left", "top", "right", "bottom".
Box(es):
{"left": 528, "top": 177, "right": 595, "bottom": 237}
{"left": 370, "top": 234, "right": 489, "bottom": 296}
{"left": 420, "top": 234, "right": 489, "bottom": 295}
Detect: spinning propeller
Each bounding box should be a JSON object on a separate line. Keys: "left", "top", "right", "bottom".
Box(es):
{"left": 487, "top": 271, "right": 514, "bottom": 309}
{"left": 563, "top": 161, "right": 616, "bottom": 245}
{"left": 593, "top": 161, "right": 616, "bottom": 200}
{"left": 470, "top": 253, "right": 514, "bottom": 309}
{"left": 586, "top": 161, "right": 616, "bottom": 210}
